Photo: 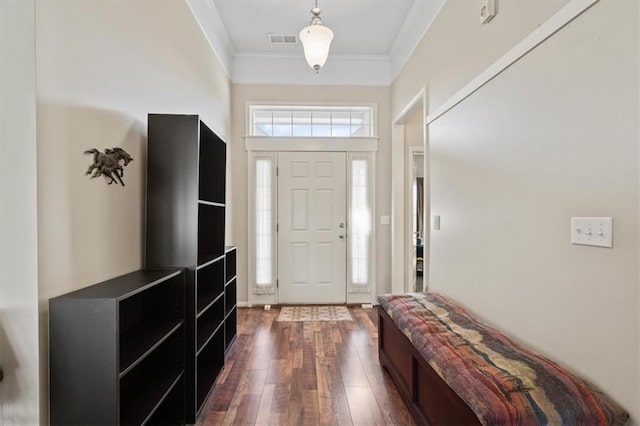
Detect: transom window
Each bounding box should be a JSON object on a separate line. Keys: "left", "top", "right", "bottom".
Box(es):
{"left": 249, "top": 105, "right": 375, "bottom": 138}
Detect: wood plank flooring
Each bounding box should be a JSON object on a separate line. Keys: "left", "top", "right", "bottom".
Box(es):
{"left": 199, "top": 306, "right": 415, "bottom": 426}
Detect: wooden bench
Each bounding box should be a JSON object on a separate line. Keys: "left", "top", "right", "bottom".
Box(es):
{"left": 378, "top": 292, "right": 629, "bottom": 425}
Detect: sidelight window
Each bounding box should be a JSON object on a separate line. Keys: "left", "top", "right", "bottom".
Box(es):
{"left": 250, "top": 153, "right": 277, "bottom": 294}
{"left": 347, "top": 153, "right": 374, "bottom": 296}
{"left": 350, "top": 160, "right": 369, "bottom": 284}
{"left": 255, "top": 159, "right": 272, "bottom": 287}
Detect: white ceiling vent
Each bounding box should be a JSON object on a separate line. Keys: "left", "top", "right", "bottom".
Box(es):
{"left": 268, "top": 34, "right": 297, "bottom": 45}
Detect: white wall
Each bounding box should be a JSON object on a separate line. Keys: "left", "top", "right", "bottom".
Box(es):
{"left": 390, "top": 0, "right": 569, "bottom": 301}
{"left": 402, "top": 0, "right": 638, "bottom": 421}
{"left": 231, "top": 84, "right": 392, "bottom": 304}
{"left": 392, "top": 0, "right": 569, "bottom": 118}
{"left": 0, "top": 2, "right": 40, "bottom": 425}
{"left": 35, "top": 1, "right": 231, "bottom": 420}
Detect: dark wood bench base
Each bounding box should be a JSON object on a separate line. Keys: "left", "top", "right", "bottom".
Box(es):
{"left": 378, "top": 307, "right": 480, "bottom": 426}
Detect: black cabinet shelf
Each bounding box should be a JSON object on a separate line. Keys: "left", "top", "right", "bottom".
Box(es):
{"left": 146, "top": 114, "right": 231, "bottom": 422}
{"left": 120, "top": 320, "right": 184, "bottom": 377}
{"left": 197, "top": 292, "right": 224, "bottom": 319}
{"left": 146, "top": 380, "right": 185, "bottom": 426}
{"left": 224, "top": 247, "right": 237, "bottom": 352}
{"left": 196, "top": 258, "right": 224, "bottom": 314}
{"left": 197, "top": 254, "right": 225, "bottom": 271}
{"left": 198, "top": 121, "right": 226, "bottom": 204}
{"left": 225, "top": 247, "right": 236, "bottom": 283}
{"left": 49, "top": 268, "right": 185, "bottom": 426}
{"left": 197, "top": 291, "right": 224, "bottom": 319}
{"left": 197, "top": 203, "right": 225, "bottom": 266}
{"left": 121, "top": 369, "right": 184, "bottom": 426}
{"left": 196, "top": 327, "right": 224, "bottom": 409}
{"left": 224, "top": 279, "right": 236, "bottom": 317}
{"left": 141, "top": 373, "right": 184, "bottom": 426}
{"left": 197, "top": 321, "right": 224, "bottom": 357}
{"left": 198, "top": 199, "right": 224, "bottom": 206}
{"left": 224, "top": 307, "right": 237, "bottom": 351}
{"left": 197, "top": 295, "right": 224, "bottom": 351}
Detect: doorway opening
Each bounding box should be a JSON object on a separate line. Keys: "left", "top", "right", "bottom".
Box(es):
{"left": 411, "top": 150, "right": 425, "bottom": 292}
{"left": 391, "top": 87, "right": 428, "bottom": 294}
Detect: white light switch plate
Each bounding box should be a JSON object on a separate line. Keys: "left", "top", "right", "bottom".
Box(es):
{"left": 433, "top": 215, "right": 440, "bottom": 230}
{"left": 571, "top": 217, "right": 612, "bottom": 248}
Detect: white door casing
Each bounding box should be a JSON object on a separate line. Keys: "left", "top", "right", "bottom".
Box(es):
{"left": 392, "top": 87, "right": 427, "bottom": 294}
{"left": 277, "top": 152, "right": 347, "bottom": 304}
{"left": 246, "top": 140, "right": 377, "bottom": 307}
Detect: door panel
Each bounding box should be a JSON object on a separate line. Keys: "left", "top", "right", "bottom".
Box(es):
{"left": 292, "top": 190, "right": 309, "bottom": 229}
{"left": 278, "top": 152, "right": 347, "bottom": 304}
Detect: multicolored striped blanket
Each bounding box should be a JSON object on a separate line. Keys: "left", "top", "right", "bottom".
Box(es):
{"left": 378, "top": 292, "right": 629, "bottom": 425}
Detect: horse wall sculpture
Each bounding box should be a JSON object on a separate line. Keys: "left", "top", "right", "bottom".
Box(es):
{"left": 84, "top": 147, "right": 133, "bottom": 186}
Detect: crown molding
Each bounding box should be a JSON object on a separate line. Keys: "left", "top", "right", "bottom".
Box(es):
{"left": 187, "top": 0, "right": 444, "bottom": 86}
{"left": 389, "top": 0, "right": 445, "bottom": 80}
{"left": 234, "top": 51, "right": 389, "bottom": 61}
{"left": 186, "top": 0, "right": 234, "bottom": 77}
{"left": 232, "top": 54, "right": 391, "bottom": 86}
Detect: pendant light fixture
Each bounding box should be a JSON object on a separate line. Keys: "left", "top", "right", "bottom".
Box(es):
{"left": 299, "top": 0, "right": 334, "bottom": 73}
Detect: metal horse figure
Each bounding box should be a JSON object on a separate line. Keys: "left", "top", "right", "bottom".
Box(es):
{"left": 84, "top": 147, "right": 133, "bottom": 186}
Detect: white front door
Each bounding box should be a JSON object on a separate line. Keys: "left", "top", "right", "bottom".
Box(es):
{"left": 278, "top": 152, "right": 347, "bottom": 304}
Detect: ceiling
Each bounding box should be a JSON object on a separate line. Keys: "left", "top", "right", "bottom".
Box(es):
{"left": 188, "top": 0, "right": 445, "bottom": 86}
{"left": 213, "top": 0, "right": 417, "bottom": 56}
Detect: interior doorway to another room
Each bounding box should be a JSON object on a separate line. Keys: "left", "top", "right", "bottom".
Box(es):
{"left": 391, "top": 88, "right": 428, "bottom": 294}
{"left": 411, "top": 150, "right": 425, "bottom": 292}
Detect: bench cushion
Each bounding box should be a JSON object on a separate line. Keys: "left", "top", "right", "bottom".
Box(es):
{"left": 378, "top": 292, "right": 629, "bottom": 425}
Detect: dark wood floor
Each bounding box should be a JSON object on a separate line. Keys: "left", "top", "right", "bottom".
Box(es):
{"left": 199, "top": 306, "right": 415, "bottom": 425}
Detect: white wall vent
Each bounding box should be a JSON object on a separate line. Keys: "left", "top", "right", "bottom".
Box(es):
{"left": 268, "top": 34, "right": 297, "bottom": 44}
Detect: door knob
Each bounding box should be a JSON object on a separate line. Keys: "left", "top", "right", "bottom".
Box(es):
{"left": 339, "top": 222, "right": 345, "bottom": 228}
{"left": 339, "top": 234, "right": 345, "bottom": 239}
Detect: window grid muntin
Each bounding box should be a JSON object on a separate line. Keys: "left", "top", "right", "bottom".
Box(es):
{"left": 250, "top": 105, "right": 374, "bottom": 138}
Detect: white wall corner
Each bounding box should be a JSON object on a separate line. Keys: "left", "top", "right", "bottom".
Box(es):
{"left": 186, "top": 0, "right": 234, "bottom": 78}
{"left": 389, "top": 0, "right": 445, "bottom": 80}
{"left": 232, "top": 53, "right": 392, "bottom": 86}
{"left": 0, "top": 1, "right": 40, "bottom": 424}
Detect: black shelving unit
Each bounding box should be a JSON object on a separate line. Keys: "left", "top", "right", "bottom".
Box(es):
{"left": 224, "top": 246, "right": 237, "bottom": 351}
{"left": 146, "top": 114, "right": 229, "bottom": 422}
{"left": 49, "top": 269, "right": 186, "bottom": 426}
